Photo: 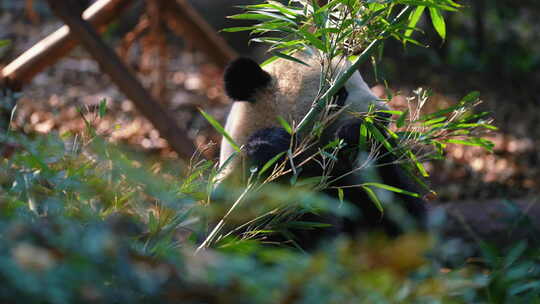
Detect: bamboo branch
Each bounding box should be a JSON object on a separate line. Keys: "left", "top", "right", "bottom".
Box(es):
{"left": 1, "top": 0, "right": 134, "bottom": 90}
{"left": 45, "top": 0, "right": 197, "bottom": 160}
{"left": 162, "top": 0, "right": 238, "bottom": 68}
{"left": 295, "top": 6, "right": 412, "bottom": 135}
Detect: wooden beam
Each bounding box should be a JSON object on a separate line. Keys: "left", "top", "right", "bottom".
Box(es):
{"left": 1, "top": 0, "right": 134, "bottom": 90}
{"left": 163, "top": 0, "right": 237, "bottom": 68}
{"left": 45, "top": 0, "right": 197, "bottom": 159}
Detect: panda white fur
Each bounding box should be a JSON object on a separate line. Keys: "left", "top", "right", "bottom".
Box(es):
{"left": 219, "top": 52, "right": 426, "bottom": 240}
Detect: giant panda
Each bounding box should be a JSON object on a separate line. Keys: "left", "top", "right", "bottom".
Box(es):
{"left": 218, "top": 51, "right": 427, "bottom": 245}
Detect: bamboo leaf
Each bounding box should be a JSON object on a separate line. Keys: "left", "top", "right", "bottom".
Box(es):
{"left": 404, "top": 6, "right": 425, "bottom": 39}
{"left": 460, "top": 91, "right": 480, "bottom": 103}
{"left": 228, "top": 13, "right": 275, "bottom": 21}
{"left": 360, "top": 186, "right": 384, "bottom": 213}
{"left": 363, "top": 182, "right": 420, "bottom": 198}
{"left": 366, "top": 122, "right": 393, "bottom": 153}
{"left": 98, "top": 98, "right": 107, "bottom": 118}
{"left": 429, "top": 7, "right": 446, "bottom": 40}
{"left": 358, "top": 123, "right": 368, "bottom": 151}
{"left": 407, "top": 149, "right": 429, "bottom": 177}
{"left": 423, "top": 116, "right": 447, "bottom": 126}
{"left": 444, "top": 138, "right": 495, "bottom": 151}
{"left": 337, "top": 188, "right": 344, "bottom": 204}
{"left": 286, "top": 221, "right": 333, "bottom": 229}
{"left": 259, "top": 151, "right": 286, "bottom": 176}
{"left": 271, "top": 51, "right": 310, "bottom": 66}
{"left": 199, "top": 109, "right": 241, "bottom": 153}
{"left": 396, "top": 109, "right": 409, "bottom": 128}
{"left": 277, "top": 116, "right": 293, "bottom": 134}
{"left": 298, "top": 28, "right": 326, "bottom": 52}
{"left": 0, "top": 39, "right": 11, "bottom": 47}
{"left": 221, "top": 26, "right": 256, "bottom": 33}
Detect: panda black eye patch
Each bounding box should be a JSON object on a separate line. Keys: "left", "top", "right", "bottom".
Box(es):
{"left": 223, "top": 57, "right": 272, "bottom": 102}
{"left": 246, "top": 127, "right": 291, "bottom": 170}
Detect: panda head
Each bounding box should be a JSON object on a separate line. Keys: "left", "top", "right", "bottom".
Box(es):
{"left": 223, "top": 53, "right": 388, "bottom": 113}
{"left": 219, "top": 52, "right": 389, "bottom": 179}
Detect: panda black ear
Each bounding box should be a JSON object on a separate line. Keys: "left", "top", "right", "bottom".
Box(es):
{"left": 224, "top": 57, "right": 271, "bottom": 102}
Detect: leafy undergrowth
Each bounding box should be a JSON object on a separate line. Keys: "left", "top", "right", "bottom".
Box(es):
{"left": 1, "top": 115, "right": 540, "bottom": 303}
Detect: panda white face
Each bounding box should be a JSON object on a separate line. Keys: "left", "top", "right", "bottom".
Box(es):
{"left": 219, "top": 53, "right": 389, "bottom": 179}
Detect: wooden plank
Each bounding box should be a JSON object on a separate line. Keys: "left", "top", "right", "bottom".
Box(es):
{"left": 1, "top": 0, "right": 133, "bottom": 90}
{"left": 45, "top": 0, "right": 197, "bottom": 159}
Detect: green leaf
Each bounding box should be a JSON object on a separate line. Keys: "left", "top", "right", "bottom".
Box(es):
{"left": 258, "top": 151, "right": 286, "bottom": 177}
{"left": 404, "top": 6, "right": 425, "bottom": 39}
{"left": 423, "top": 116, "right": 447, "bottom": 126}
{"left": 363, "top": 182, "right": 420, "bottom": 198}
{"left": 407, "top": 150, "right": 429, "bottom": 177}
{"left": 457, "top": 111, "right": 489, "bottom": 123}
{"left": 230, "top": 11, "right": 296, "bottom": 24}
{"left": 337, "top": 188, "right": 344, "bottom": 204}
{"left": 419, "top": 101, "right": 464, "bottom": 121}
{"left": 358, "top": 123, "right": 368, "bottom": 151}
{"left": 315, "top": 0, "right": 343, "bottom": 14}
{"left": 460, "top": 91, "right": 481, "bottom": 103}
{"left": 228, "top": 13, "right": 274, "bottom": 21}
{"left": 360, "top": 186, "right": 383, "bottom": 213}
{"left": 261, "top": 55, "right": 281, "bottom": 67}
{"left": 429, "top": 7, "right": 446, "bottom": 40}
{"left": 378, "top": 110, "right": 402, "bottom": 116}
{"left": 366, "top": 122, "right": 393, "bottom": 153}
{"left": 298, "top": 28, "right": 326, "bottom": 52}
{"left": 286, "top": 221, "right": 333, "bottom": 229}
{"left": 243, "top": 2, "right": 302, "bottom": 17}
{"left": 221, "top": 26, "right": 256, "bottom": 33}
{"left": 444, "top": 138, "right": 495, "bottom": 151}
{"left": 0, "top": 39, "right": 10, "bottom": 47}
{"left": 323, "top": 138, "right": 343, "bottom": 150}
{"left": 98, "top": 98, "right": 107, "bottom": 118}
{"left": 277, "top": 116, "right": 293, "bottom": 134}
{"left": 271, "top": 51, "right": 310, "bottom": 66}
{"left": 453, "top": 123, "right": 497, "bottom": 131}
{"left": 396, "top": 109, "right": 409, "bottom": 128}
{"left": 199, "top": 109, "right": 241, "bottom": 153}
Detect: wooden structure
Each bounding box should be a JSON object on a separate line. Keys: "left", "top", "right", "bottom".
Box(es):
{"left": 1, "top": 0, "right": 237, "bottom": 159}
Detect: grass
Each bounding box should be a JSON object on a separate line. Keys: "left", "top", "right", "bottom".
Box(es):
{"left": 2, "top": 90, "right": 538, "bottom": 303}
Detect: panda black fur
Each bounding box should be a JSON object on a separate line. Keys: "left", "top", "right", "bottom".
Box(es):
{"left": 219, "top": 52, "right": 426, "bottom": 244}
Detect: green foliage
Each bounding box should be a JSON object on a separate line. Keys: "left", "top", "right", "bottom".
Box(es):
{"left": 0, "top": 93, "right": 535, "bottom": 303}
{"left": 225, "top": 0, "right": 460, "bottom": 63}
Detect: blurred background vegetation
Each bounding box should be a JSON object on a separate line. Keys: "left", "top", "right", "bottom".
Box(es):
{"left": 1, "top": 0, "right": 539, "bottom": 303}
